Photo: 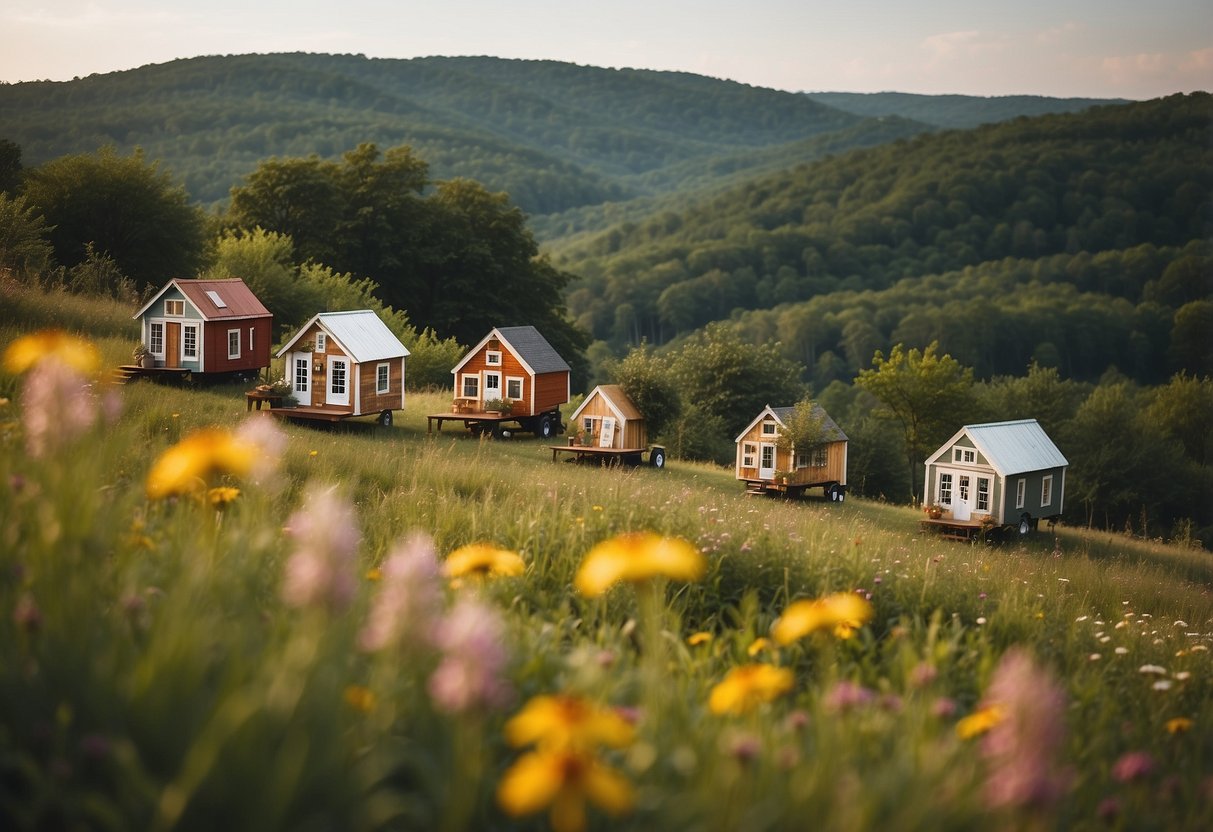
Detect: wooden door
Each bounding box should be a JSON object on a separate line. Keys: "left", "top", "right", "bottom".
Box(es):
{"left": 165, "top": 323, "right": 180, "bottom": 368}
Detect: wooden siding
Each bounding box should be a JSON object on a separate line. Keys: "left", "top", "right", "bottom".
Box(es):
{"left": 576, "top": 391, "right": 647, "bottom": 449}
{"left": 735, "top": 418, "right": 846, "bottom": 485}
{"left": 200, "top": 318, "right": 272, "bottom": 373}
{"left": 456, "top": 341, "right": 534, "bottom": 415}
{"left": 532, "top": 371, "right": 569, "bottom": 414}
{"left": 357, "top": 358, "right": 405, "bottom": 414}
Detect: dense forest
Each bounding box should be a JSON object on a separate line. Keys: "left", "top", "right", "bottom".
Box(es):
{"left": 803, "top": 91, "right": 1131, "bottom": 128}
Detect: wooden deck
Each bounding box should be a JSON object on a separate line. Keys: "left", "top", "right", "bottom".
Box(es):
{"left": 549, "top": 445, "right": 647, "bottom": 464}
{"left": 918, "top": 517, "right": 986, "bottom": 541}
{"left": 112, "top": 365, "right": 192, "bottom": 385}
{"left": 270, "top": 406, "right": 359, "bottom": 423}
{"left": 426, "top": 411, "right": 515, "bottom": 433}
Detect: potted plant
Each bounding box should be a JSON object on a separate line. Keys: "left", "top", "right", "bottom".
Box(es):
{"left": 483, "top": 397, "right": 511, "bottom": 416}
{"left": 925, "top": 504, "right": 944, "bottom": 519}
{"left": 133, "top": 343, "right": 154, "bottom": 368}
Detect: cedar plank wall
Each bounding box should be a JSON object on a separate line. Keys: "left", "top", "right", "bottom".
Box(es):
{"left": 533, "top": 371, "right": 569, "bottom": 414}
{"left": 357, "top": 359, "right": 404, "bottom": 415}
{"left": 202, "top": 318, "right": 272, "bottom": 373}
{"left": 458, "top": 342, "right": 533, "bottom": 415}
{"left": 308, "top": 324, "right": 352, "bottom": 413}
{"left": 579, "top": 394, "right": 646, "bottom": 449}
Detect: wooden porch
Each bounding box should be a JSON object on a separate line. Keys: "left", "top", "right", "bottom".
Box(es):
{"left": 270, "top": 406, "right": 359, "bottom": 424}
{"left": 549, "top": 444, "right": 647, "bottom": 465}
{"left": 111, "top": 365, "right": 192, "bottom": 385}
{"left": 426, "top": 410, "right": 516, "bottom": 433}
{"left": 918, "top": 516, "right": 989, "bottom": 542}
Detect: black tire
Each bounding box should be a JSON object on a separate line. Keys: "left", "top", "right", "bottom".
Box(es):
{"left": 650, "top": 448, "right": 666, "bottom": 469}
{"left": 378, "top": 410, "right": 393, "bottom": 427}
{"left": 534, "top": 414, "right": 555, "bottom": 439}
{"left": 1018, "top": 515, "right": 1032, "bottom": 536}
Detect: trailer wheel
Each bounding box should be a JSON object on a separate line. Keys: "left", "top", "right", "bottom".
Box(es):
{"left": 649, "top": 447, "right": 666, "bottom": 469}
{"left": 534, "top": 414, "right": 555, "bottom": 439}
{"left": 378, "top": 410, "right": 393, "bottom": 427}
{"left": 1018, "top": 515, "right": 1032, "bottom": 536}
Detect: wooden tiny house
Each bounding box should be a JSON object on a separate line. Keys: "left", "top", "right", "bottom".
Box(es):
{"left": 131, "top": 278, "right": 272, "bottom": 377}
{"left": 570, "top": 385, "right": 646, "bottom": 450}
{"left": 735, "top": 404, "right": 848, "bottom": 500}
{"left": 922, "top": 419, "right": 1067, "bottom": 537}
{"left": 274, "top": 310, "right": 409, "bottom": 426}
{"left": 429, "top": 326, "right": 570, "bottom": 438}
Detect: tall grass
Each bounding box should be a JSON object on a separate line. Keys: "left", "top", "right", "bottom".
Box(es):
{"left": 1, "top": 338, "right": 1210, "bottom": 831}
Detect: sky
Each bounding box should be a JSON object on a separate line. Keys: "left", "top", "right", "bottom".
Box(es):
{"left": 2, "top": 0, "right": 1210, "bottom": 99}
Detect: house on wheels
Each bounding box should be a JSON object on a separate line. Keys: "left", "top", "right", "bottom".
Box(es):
{"left": 131, "top": 278, "right": 272, "bottom": 379}
{"left": 430, "top": 326, "right": 570, "bottom": 438}
{"left": 556, "top": 384, "right": 665, "bottom": 467}
{"left": 735, "top": 403, "right": 848, "bottom": 500}
{"left": 274, "top": 310, "right": 409, "bottom": 426}
{"left": 922, "top": 418, "right": 1068, "bottom": 537}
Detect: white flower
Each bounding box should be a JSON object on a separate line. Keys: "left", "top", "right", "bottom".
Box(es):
{"left": 1174, "top": 620, "right": 1189, "bottom": 628}
{"left": 1088, "top": 653, "right": 1102, "bottom": 661}
{"left": 1138, "top": 665, "right": 1167, "bottom": 675}
{"left": 976, "top": 617, "right": 987, "bottom": 625}
{"left": 1153, "top": 680, "right": 1173, "bottom": 691}
{"left": 1075, "top": 615, "right": 1089, "bottom": 623}
{"left": 1114, "top": 647, "right": 1128, "bottom": 655}
{"left": 1174, "top": 671, "right": 1191, "bottom": 681}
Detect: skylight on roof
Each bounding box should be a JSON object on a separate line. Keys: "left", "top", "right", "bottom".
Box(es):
{"left": 205, "top": 290, "right": 227, "bottom": 308}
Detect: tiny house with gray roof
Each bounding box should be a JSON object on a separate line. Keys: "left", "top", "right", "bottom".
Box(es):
{"left": 735, "top": 403, "right": 849, "bottom": 500}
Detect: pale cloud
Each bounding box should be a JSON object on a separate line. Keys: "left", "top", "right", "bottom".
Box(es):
{"left": 1035, "top": 22, "right": 1082, "bottom": 46}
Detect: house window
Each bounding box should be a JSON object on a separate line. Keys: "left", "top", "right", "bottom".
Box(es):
{"left": 506, "top": 377, "right": 523, "bottom": 400}
{"left": 294, "top": 358, "right": 309, "bottom": 393}
{"left": 486, "top": 350, "right": 502, "bottom": 366}
{"left": 582, "top": 417, "right": 595, "bottom": 434}
{"left": 461, "top": 374, "right": 479, "bottom": 398}
{"left": 1016, "top": 478, "right": 1026, "bottom": 509}
{"left": 149, "top": 322, "right": 164, "bottom": 356}
{"left": 761, "top": 421, "right": 777, "bottom": 436}
{"left": 182, "top": 323, "right": 198, "bottom": 360}
{"left": 953, "top": 448, "right": 976, "bottom": 464}
{"left": 377, "top": 363, "right": 390, "bottom": 394}
{"left": 760, "top": 445, "right": 775, "bottom": 470}
{"left": 330, "top": 361, "right": 346, "bottom": 396}
{"left": 795, "top": 447, "right": 826, "bottom": 468}
{"left": 315, "top": 333, "right": 327, "bottom": 352}
{"left": 164, "top": 299, "right": 184, "bottom": 316}
{"left": 977, "top": 478, "right": 990, "bottom": 512}
{"left": 939, "top": 473, "right": 953, "bottom": 504}
{"left": 742, "top": 443, "right": 757, "bottom": 468}
{"left": 1041, "top": 475, "right": 1053, "bottom": 507}
{"left": 958, "top": 475, "right": 970, "bottom": 503}
{"left": 227, "top": 329, "right": 241, "bottom": 359}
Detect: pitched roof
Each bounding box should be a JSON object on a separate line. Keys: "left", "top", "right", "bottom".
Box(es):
{"left": 452, "top": 326, "right": 571, "bottom": 376}
{"left": 926, "top": 419, "right": 1068, "bottom": 476}
{"left": 134, "top": 278, "right": 271, "bottom": 321}
{"left": 570, "top": 384, "right": 644, "bottom": 424}
{"left": 734, "top": 403, "right": 848, "bottom": 444}
{"left": 276, "top": 310, "right": 409, "bottom": 363}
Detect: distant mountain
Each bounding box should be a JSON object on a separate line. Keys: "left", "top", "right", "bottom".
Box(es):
{"left": 803, "top": 92, "right": 1129, "bottom": 129}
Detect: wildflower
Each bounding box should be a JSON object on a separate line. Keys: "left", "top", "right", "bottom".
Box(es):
{"left": 979, "top": 648, "right": 1070, "bottom": 810}
{"left": 687, "top": 631, "right": 713, "bottom": 646}
{"left": 725, "top": 732, "right": 762, "bottom": 763}
{"left": 956, "top": 705, "right": 1005, "bottom": 739}
{"left": 1153, "top": 680, "right": 1173, "bottom": 691}
{"left": 575, "top": 532, "right": 704, "bottom": 597}
{"left": 428, "top": 597, "right": 513, "bottom": 714}
{"left": 281, "top": 486, "right": 359, "bottom": 611}
{"left": 823, "top": 680, "right": 877, "bottom": 713}
{"left": 365, "top": 567, "right": 382, "bottom": 581}
{"left": 443, "top": 543, "right": 525, "bottom": 580}
{"left": 343, "top": 685, "right": 376, "bottom": 713}
{"left": 18, "top": 359, "right": 100, "bottom": 457}
{"left": 206, "top": 486, "right": 240, "bottom": 507}
{"left": 909, "top": 662, "right": 938, "bottom": 688}
{"left": 708, "top": 664, "right": 794, "bottom": 715}
{"left": 234, "top": 415, "right": 286, "bottom": 484}
{"left": 505, "top": 695, "right": 635, "bottom": 752}
{"left": 146, "top": 428, "right": 256, "bottom": 498}
{"left": 3, "top": 329, "right": 99, "bottom": 375}
{"left": 747, "top": 637, "right": 772, "bottom": 656}
{"left": 1165, "top": 717, "right": 1193, "bottom": 734}
{"left": 1138, "top": 664, "right": 1167, "bottom": 675}
{"left": 497, "top": 747, "right": 634, "bottom": 832}
{"left": 932, "top": 697, "right": 958, "bottom": 719}
{"left": 13, "top": 594, "right": 42, "bottom": 633}
{"left": 1112, "top": 751, "right": 1155, "bottom": 783}
{"left": 309, "top": 449, "right": 318, "bottom": 457}
{"left": 358, "top": 534, "right": 443, "bottom": 652}
{"left": 771, "top": 592, "right": 873, "bottom": 644}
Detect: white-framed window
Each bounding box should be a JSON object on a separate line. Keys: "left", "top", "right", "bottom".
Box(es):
{"left": 742, "top": 442, "right": 757, "bottom": 468}
{"left": 761, "top": 420, "right": 777, "bottom": 436}
{"left": 227, "top": 329, "right": 241, "bottom": 359}
{"left": 294, "top": 357, "right": 309, "bottom": 393}
{"left": 483, "top": 371, "right": 501, "bottom": 397}
{"left": 376, "top": 363, "right": 390, "bottom": 394}
{"left": 164, "top": 299, "right": 184, "bottom": 316}
{"left": 939, "top": 473, "right": 953, "bottom": 504}
{"left": 1015, "top": 478, "right": 1026, "bottom": 509}
{"left": 958, "top": 475, "right": 970, "bottom": 503}
{"left": 182, "top": 323, "right": 199, "bottom": 360}
{"left": 486, "top": 350, "right": 502, "bottom": 367}
{"left": 461, "top": 374, "right": 479, "bottom": 398}
{"left": 582, "top": 416, "right": 596, "bottom": 434}
{"left": 953, "top": 447, "right": 976, "bottom": 464}
{"left": 149, "top": 322, "right": 164, "bottom": 356}
{"left": 977, "top": 477, "right": 990, "bottom": 512}
{"left": 315, "top": 332, "right": 327, "bottom": 352}
{"left": 505, "top": 377, "right": 523, "bottom": 400}
{"left": 1041, "top": 475, "right": 1053, "bottom": 507}
{"left": 330, "top": 361, "right": 346, "bottom": 396}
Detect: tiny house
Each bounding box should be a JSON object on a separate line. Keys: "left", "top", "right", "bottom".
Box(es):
{"left": 923, "top": 419, "right": 1068, "bottom": 534}
{"left": 570, "top": 385, "right": 647, "bottom": 450}
{"left": 132, "top": 278, "right": 272, "bottom": 376}
{"left": 735, "top": 404, "right": 848, "bottom": 500}
{"left": 445, "top": 326, "right": 570, "bottom": 438}
{"left": 275, "top": 310, "right": 409, "bottom": 425}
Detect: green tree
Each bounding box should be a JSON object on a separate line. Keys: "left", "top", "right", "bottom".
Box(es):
{"left": 855, "top": 341, "right": 975, "bottom": 501}
{"left": 0, "top": 139, "right": 22, "bottom": 195}
{"left": 611, "top": 343, "right": 682, "bottom": 438}
{"left": 0, "top": 193, "right": 55, "bottom": 280}
{"left": 774, "top": 398, "right": 833, "bottom": 455}
{"left": 1145, "top": 373, "right": 1213, "bottom": 466}
{"left": 200, "top": 227, "right": 317, "bottom": 332}
{"left": 1169, "top": 300, "right": 1213, "bottom": 376}
{"left": 22, "top": 147, "right": 206, "bottom": 291}
{"left": 975, "top": 362, "right": 1089, "bottom": 436}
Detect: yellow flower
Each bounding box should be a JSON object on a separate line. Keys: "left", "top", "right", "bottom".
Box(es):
{"left": 206, "top": 486, "right": 241, "bottom": 507}
{"left": 771, "top": 592, "right": 874, "bottom": 644}
{"left": 575, "top": 532, "right": 705, "bottom": 597}
{"left": 505, "top": 695, "right": 635, "bottom": 752}
{"left": 747, "top": 637, "right": 773, "bottom": 656}
{"left": 145, "top": 428, "right": 256, "bottom": 499}
{"left": 1165, "top": 717, "right": 1193, "bottom": 735}
{"left": 708, "top": 664, "right": 795, "bottom": 715}
{"left": 3, "top": 330, "right": 100, "bottom": 375}
{"left": 365, "top": 567, "right": 382, "bottom": 582}
{"left": 308, "top": 449, "right": 318, "bottom": 457}
{"left": 443, "top": 543, "right": 525, "bottom": 579}
{"left": 687, "top": 631, "right": 713, "bottom": 646}
{"left": 343, "top": 685, "right": 376, "bottom": 713}
{"left": 956, "top": 704, "right": 1005, "bottom": 740}
{"left": 497, "top": 748, "right": 634, "bottom": 832}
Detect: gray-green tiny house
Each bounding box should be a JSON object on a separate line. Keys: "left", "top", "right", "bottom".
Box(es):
{"left": 923, "top": 419, "right": 1068, "bottom": 533}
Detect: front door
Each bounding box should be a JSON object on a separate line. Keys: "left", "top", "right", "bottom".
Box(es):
{"left": 759, "top": 443, "right": 776, "bottom": 480}
{"left": 165, "top": 322, "right": 180, "bottom": 368}
{"left": 599, "top": 416, "right": 616, "bottom": 448}
{"left": 327, "top": 356, "right": 350, "bottom": 406}
{"left": 953, "top": 472, "right": 973, "bottom": 521}
{"left": 482, "top": 371, "right": 501, "bottom": 406}
{"left": 293, "top": 356, "right": 311, "bottom": 402}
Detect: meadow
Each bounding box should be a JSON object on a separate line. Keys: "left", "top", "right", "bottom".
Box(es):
{"left": 1, "top": 287, "right": 1211, "bottom": 830}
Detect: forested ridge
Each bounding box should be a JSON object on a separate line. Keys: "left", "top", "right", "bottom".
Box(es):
{"left": 803, "top": 91, "right": 1131, "bottom": 128}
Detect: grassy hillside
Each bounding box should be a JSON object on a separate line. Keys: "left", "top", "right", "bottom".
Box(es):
{"left": 1, "top": 305, "right": 1211, "bottom": 829}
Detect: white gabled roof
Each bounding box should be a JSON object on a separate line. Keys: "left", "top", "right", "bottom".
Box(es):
{"left": 927, "top": 419, "right": 1068, "bottom": 477}
{"left": 276, "top": 310, "right": 409, "bottom": 363}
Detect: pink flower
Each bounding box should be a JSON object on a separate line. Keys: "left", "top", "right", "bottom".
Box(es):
{"left": 358, "top": 534, "right": 443, "bottom": 652}
{"left": 910, "top": 662, "right": 939, "bottom": 688}
{"left": 19, "top": 360, "right": 99, "bottom": 457}
{"left": 980, "top": 648, "right": 1071, "bottom": 810}
{"left": 931, "top": 697, "right": 958, "bottom": 719}
{"left": 235, "top": 415, "right": 287, "bottom": 485}
{"left": 282, "top": 486, "right": 359, "bottom": 611}
{"left": 1111, "top": 751, "right": 1155, "bottom": 783}
{"left": 823, "top": 680, "right": 876, "bottom": 713}
{"left": 427, "top": 597, "right": 512, "bottom": 713}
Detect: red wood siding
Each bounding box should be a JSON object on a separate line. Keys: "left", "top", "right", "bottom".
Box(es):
{"left": 201, "top": 318, "right": 272, "bottom": 373}
{"left": 533, "top": 371, "right": 569, "bottom": 413}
